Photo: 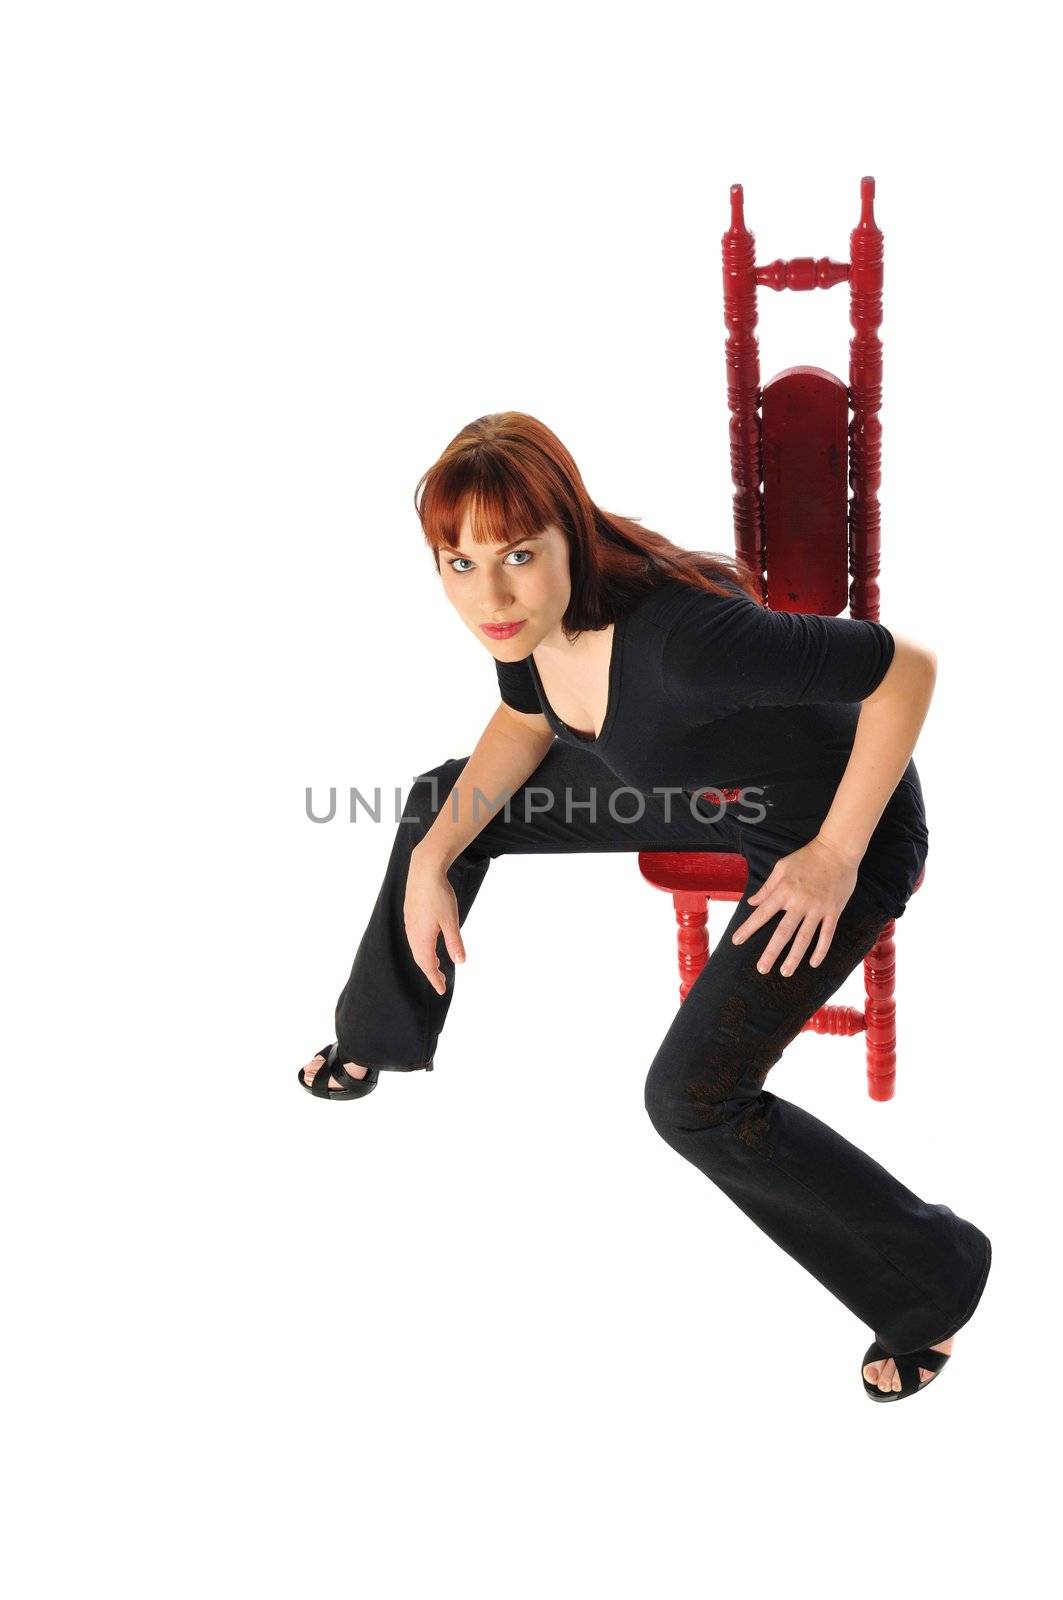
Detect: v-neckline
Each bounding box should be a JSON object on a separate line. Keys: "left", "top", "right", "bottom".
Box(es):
{"left": 527, "top": 615, "right": 627, "bottom": 747}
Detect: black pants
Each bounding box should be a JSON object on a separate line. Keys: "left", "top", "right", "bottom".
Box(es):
{"left": 334, "top": 743, "right": 991, "bottom": 1356}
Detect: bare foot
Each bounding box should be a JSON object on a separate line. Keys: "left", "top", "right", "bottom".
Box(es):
{"left": 863, "top": 1335, "right": 954, "bottom": 1394}
{"left": 301, "top": 1052, "right": 370, "bottom": 1092}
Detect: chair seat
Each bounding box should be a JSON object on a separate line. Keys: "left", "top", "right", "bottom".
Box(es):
{"left": 638, "top": 852, "right": 925, "bottom": 900}
{"left": 638, "top": 850, "right": 749, "bottom": 897}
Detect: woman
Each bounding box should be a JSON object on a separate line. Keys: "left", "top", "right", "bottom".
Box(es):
{"left": 298, "top": 412, "right": 991, "bottom": 1404}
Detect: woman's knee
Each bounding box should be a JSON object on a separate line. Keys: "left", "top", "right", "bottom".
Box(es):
{"left": 643, "top": 1018, "right": 767, "bottom": 1143}
{"left": 644, "top": 1052, "right": 778, "bottom": 1164}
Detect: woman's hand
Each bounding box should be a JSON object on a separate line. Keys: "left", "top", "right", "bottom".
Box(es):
{"left": 730, "top": 836, "right": 860, "bottom": 976}
{"left": 404, "top": 844, "right": 467, "bottom": 995}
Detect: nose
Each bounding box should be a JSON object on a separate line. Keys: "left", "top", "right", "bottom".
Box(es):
{"left": 480, "top": 572, "right": 516, "bottom": 616}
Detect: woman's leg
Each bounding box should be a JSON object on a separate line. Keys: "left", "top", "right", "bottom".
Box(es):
{"left": 320, "top": 741, "right": 992, "bottom": 1361}
{"left": 642, "top": 861, "right": 992, "bottom": 1356}
{"left": 323, "top": 742, "right": 742, "bottom": 1082}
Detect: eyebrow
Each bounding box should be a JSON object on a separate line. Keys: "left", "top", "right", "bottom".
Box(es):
{"left": 448, "top": 532, "right": 543, "bottom": 557}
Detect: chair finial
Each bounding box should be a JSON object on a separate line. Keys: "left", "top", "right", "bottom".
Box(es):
{"left": 729, "top": 183, "right": 745, "bottom": 229}
{"left": 859, "top": 175, "right": 876, "bottom": 224}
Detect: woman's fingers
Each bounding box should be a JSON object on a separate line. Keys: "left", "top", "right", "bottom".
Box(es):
{"left": 404, "top": 862, "right": 465, "bottom": 991}
{"left": 732, "top": 885, "right": 785, "bottom": 947}
{"left": 731, "top": 899, "right": 771, "bottom": 945}
{"left": 731, "top": 840, "right": 856, "bottom": 973}
{"left": 778, "top": 914, "right": 822, "bottom": 976}
{"left": 411, "top": 927, "right": 466, "bottom": 994}
{"left": 743, "top": 874, "right": 777, "bottom": 911}
{"left": 738, "top": 903, "right": 836, "bottom": 977}
{"left": 753, "top": 909, "right": 805, "bottom": 975}
{"left": 807, "top": 915, "right": 838, "bottom": 969}
{"left": 409, "top": 931, "right": 446, "bottom": 994}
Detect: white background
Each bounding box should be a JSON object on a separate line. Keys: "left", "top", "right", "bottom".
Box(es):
{"left": 3, "top": 2, "right": 1058, "bottom": 1595}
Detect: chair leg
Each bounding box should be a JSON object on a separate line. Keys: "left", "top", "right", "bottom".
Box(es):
{"left": 864, "top": 918, "right": 898, "bottom": 1100}
{"left": 673, "top": 890, "right": 710, "bottom": 1002}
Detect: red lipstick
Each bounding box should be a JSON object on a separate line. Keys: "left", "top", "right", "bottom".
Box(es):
{"left": 480, "top": 620, "right": 527, "bottom": 640}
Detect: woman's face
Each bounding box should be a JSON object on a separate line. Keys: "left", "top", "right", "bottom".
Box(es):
{"left": 439, "top": 511, "right": 572, "bottom": 658}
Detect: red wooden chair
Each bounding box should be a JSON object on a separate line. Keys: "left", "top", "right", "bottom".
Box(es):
{"left": 638, "top": 176, "right": 923, "bottom": 1101}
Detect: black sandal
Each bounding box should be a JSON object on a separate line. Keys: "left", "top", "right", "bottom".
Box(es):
{"left": 298, "top": 1042, "right": 379, "bottom": 1100}
{"left": 861, "top": 1338, "right": 951, "bottom": 1402}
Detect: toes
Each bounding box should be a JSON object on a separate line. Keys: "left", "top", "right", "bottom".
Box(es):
{"left": 302, "top": 1053, "right": 325, "bottom": 1084}
{"left": 301, "top": 1054, "right": 371, "bottom": 1091}
{"left": 866, "top": 1341, "right": 953, "bottom": 1393}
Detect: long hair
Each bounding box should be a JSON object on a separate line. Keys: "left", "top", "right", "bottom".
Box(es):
{"left": 414, "top": 411, "right": 763, "bottom": 641}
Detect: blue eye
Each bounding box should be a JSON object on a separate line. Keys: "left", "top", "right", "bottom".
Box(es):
{"left": 448, "top": 549, "right": 533, "bottom": 573}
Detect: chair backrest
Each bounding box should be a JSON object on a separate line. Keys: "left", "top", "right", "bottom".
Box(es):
{"left": 721, "top": 177, "right": 884, "bottom": 625}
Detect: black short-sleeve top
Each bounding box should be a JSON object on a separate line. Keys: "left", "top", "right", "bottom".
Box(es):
{"left": 492, "top": 578, "right": 928, "bottom": 908}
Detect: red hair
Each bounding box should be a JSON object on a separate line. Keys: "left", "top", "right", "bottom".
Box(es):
{"left": 414, "top": 411, "right": 763, "bottom": 640}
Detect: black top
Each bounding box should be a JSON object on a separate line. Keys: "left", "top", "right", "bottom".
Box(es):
{"left": 494, "top": 577, "right": 929, "bottom": 917}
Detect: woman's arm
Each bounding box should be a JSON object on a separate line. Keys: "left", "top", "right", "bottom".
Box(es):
{"left": 731, "top": 634, "right": 936, "bottom": 977}
{"left": 403, "top": 704, "right": 555, "bottom": 995}
{"left": 815, "top": 635, "right": 937, "bottom": 868}
{"left": 414, "top": 703, "right": 555, "bottom": 873}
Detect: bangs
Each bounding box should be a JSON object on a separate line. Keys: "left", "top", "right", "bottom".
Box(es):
{"left": 419, "top": 452, "right": 559, "bottom": 552}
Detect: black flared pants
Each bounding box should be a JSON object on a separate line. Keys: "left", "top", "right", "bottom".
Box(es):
{"left": 334, "top": 742, "right": 991, "bottom": 1357}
